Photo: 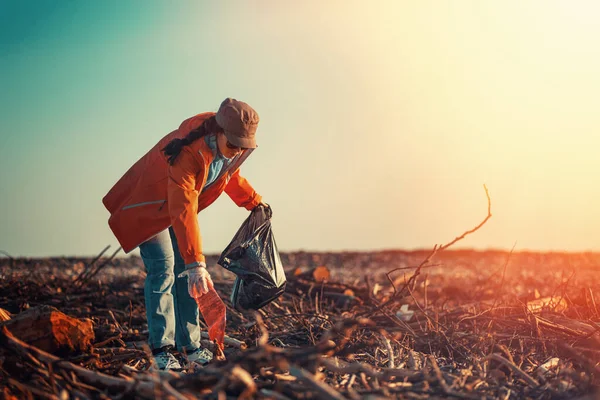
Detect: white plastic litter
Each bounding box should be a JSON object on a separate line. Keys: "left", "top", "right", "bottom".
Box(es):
{"left": 396, "top": 304, "right": 415, "bottom": 322}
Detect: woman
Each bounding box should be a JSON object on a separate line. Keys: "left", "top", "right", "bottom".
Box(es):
{"left": 102, "top": 98, "right": 268, "bottom": 370}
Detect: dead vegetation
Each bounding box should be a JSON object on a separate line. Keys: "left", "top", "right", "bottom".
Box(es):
{"left": 1, "top": 188, "right": 600, "bottom": 399}
{"left": 1, "top": 248, "right": 600, "bottom": 399}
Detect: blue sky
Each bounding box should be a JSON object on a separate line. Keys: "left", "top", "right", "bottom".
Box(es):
{"left": 2, "top": 1, "right": 600, "bottom": 257}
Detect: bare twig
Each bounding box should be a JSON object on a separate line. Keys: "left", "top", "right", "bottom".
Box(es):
{"left": 289, "top": 366, "right": 347, "bottom": 400}
{"left": 200, "top": 332, "right": 247, "bottom": 349}
{"left": 0, "top": 327, "right": 160, "bottom": 397}
{"left": 379, "top": 185, "right": 492, "bottom": 314}
{"left": 484, "top": 353, "right": 538, "bottom": 388}
{"left": 381, "top": 335, "right": 395, "bottom": 368}
{"left": 70, "top": 245, "right": 111, "bottom": 287}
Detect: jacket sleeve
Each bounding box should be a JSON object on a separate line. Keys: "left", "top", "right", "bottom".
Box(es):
{"left": 225, "top": 169, "right": 262, "bottom": 210}
{"left": 167, "top": 146, "right": 207, "bottom": 266}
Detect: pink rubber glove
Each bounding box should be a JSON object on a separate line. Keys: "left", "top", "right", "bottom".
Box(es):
{"left": 178, "top": 266, "right": 214, "bottom": 298}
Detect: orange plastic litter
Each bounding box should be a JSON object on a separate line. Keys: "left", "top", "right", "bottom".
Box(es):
{"left": 195, "top": 286, "right": 226, "bottom": 351}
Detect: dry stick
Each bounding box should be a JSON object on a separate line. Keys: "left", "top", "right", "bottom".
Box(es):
{"left": 230, "top": 365, "right": 257, "bottom": 400}
{"left": 93, "top": 334, "right": 123, "bottom": 349}
{"left": 128, "top": 299, "right": 133, "bottom": 329}
{"left": 428, "top": 355, "right": 451, "bottom": 393}
{"left": 19, "top": 346, "right": 46, "bottom": 368}
{"left": 290, "top": 366, "right": 347, "bottom": 400}
{"left": 260, "top": 389, "right": 294, "bottom": 400}
{"left": 93, "top": 348, "right": 144, "bottom": 356}
{"left": 358, "top": 372, "right": 370, "bottom": 390}
{"left": 405, "top": 184, "right": 492, "bottom": 292}
{"left": 438, "top": 184, "right": 492, "bottom": 251}
{"left": 558, "top": 342, "right": 600, "bottom": 376}
{"left": 485, "top": 243, "right": 517, "bottom": 333}
{"left": 200, "top": 331, "right": 247, "bottom": 349}
{"left": 484, "top": 353, "right": 539, "bottom": 388}
{"left": 254, "top": 312, "right": 270, "bottom": 347}
{"left": 387, "top": 263, "right": 443, "bottom": 275}
{"left": 373, "top": 304, "right": 418, "bottom": 336}
{"left": 491, "top": 242, "right": 517, "bottom": 311}
{"left": 69, "top": 389, "right": 93, "bottom": 400}
{"left": 552, "top": 270, "right": 576, "bottom": 314}
{"left": 423, "top": 272, "right": 428, "bottom": 311}
{"left": 71, "top": 245, "right": 110, "bottom": 287}
{"left": 108, "top": 310, "right": 124, "bottom": 334}
{"left": 63, "top": 378, "right": 101, "bottom": 396}
{"left": 377, "top": 184, "right": 493, "bottom": 316}
{"left": 0, "top": 250, "right": 15, "bottom": 268}
{"left": 364, "top": 275, "right": 372, "bottom": 300}
{"left": 80, "top": 246, "right": 122, "bottom": 286}
{"left": 48, "top": 361, "right": 58, "bottom": 396}
{"left": 0, "top": 327, "right": 159, "bottom": 398}
{"left": 146, "top": 375, "right": 186, "bottom": 400}
{"left": 381, "top": 334, "right": 395, "bottom": 368}
{"left": 406, "top": 285, "right": 437, "bottom": 333}
{"left": 428, "top": 356, "right": 481, "bottom": 400}
{"left": 385, "top": 246, "right": 438, "bottom": 297}
{"left": 346, "top": 373, "right": 357, "bottom": 389}
{"left": 403, "top": 288, "right": 471, "bottom": 360}
{"left": 579, "top": 320, "right": 600, "bottom": 342}
{"left": 588, "top": 288, "right": 599, "bottom": 319}
{"left": 8, "top": 378, "right": 59, "bottom": 400}
{"left": 535, "top": 316, "right": 587, "bottom": 337}
{"left": 0, "top": 249, "right": 14, "bottom": 258}
{"left": 320, "top": 357, "right": 422, "bottom": 381}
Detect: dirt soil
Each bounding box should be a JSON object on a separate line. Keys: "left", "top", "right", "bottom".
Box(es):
{"left": 1, "top": 249, "right": 599, "bottom": 399}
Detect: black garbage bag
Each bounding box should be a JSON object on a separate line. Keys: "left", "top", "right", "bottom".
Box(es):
{"left": 218, "top": 205, "right": 286, "bottom": 310}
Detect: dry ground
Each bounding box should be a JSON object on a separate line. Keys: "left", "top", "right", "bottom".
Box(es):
{"left": 1, "top": 249, "right": 599, "bottom": 399}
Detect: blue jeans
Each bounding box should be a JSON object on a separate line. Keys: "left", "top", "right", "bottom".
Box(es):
{"left": 139, "top": 227, "right": 200, "bottom": 351}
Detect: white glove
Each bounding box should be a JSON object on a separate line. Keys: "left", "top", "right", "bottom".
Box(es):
{"left": 178, "top": 266, "right": 214, "bottom": 298}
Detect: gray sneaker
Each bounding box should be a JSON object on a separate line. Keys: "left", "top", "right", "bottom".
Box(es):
{"left": 152, "top": 349, "right": 182, "bottom": 371}
{"left": 186, "top": 347, "right": 213, "bottom": 366}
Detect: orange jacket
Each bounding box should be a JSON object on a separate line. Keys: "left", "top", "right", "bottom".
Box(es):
{"left": 102, "top": 112, "right": 262, "bottom": 265}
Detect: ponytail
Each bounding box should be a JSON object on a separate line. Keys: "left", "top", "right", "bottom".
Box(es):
{"left": 162, "top": 116, "right": 223, "bottom": 165}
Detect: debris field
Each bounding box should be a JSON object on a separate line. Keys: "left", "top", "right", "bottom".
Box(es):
{"left": 1, "top": 248, "right": 599, "bottom": 399}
